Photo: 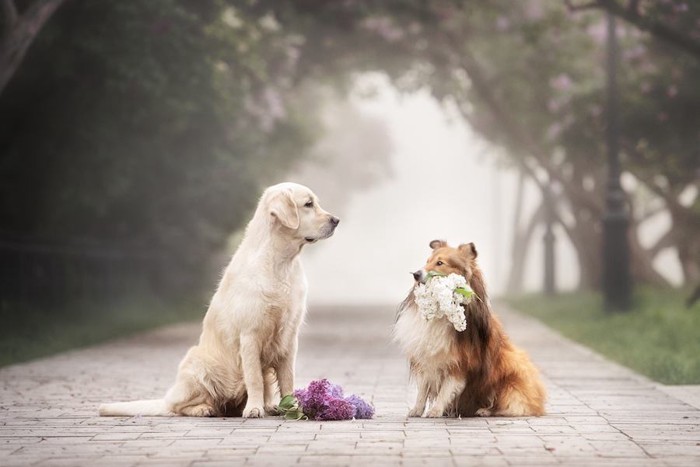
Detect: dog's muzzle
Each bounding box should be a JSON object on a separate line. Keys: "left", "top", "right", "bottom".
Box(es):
{"left": 412, "top": 269, "right": 425, "bottom": 283}
{"left": 323, "top": 216, "right": 340, "bottom": 237}
{"left": 305, "top": 216, "right": 340, "bottom": 243}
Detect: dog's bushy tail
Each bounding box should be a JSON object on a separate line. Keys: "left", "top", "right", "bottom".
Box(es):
{"left": 99, "top": 399, "right": 173, "bottom": 417}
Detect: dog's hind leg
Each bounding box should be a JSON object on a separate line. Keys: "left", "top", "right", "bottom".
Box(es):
{"left": 165, "top": 378, "right": 216, "bottom": 417}
{"left": 179, "top": 403, "right": 216, "bottom": 417}
{"left": 491, "top": 387, "right": 537, "bottom": 417}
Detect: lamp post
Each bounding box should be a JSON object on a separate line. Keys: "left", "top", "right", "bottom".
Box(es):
{"left": 602, "top": 13, "right": 632, "bottom": 311}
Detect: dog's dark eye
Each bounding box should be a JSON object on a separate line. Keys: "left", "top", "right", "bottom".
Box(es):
{"left": 436, "top": 261, "right": 444, "bottom": 266}
{"left": 304, "top": 201, "right": 314, "bottom": 208}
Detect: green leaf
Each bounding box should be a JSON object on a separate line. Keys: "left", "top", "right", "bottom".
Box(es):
{"left": 455, "top": 287, "right": 478, "bottom": 302}
{"left": 278, "top": 394, "right": 296, "bottom": 410}
{"left": 425, "top": 271, "right": 446, "bottom": 280}
{"left": 284, "top": 410, "right": 307, "bottom": 420}
{"left": 276, "top": 394, "right": 309, "bottom": 420}
{"left": 454, "top": 287, "right": 473, "bottom": 297}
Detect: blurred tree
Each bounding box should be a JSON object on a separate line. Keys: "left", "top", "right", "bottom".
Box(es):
{"left": 2, "top": 0, "right": 698, "bottom": 301}
{"left": 262, "top": 0, "right": 699, "bottom": 289}
{"left": 0, "top": 1, "right": 322, "bottom": 292}
{"left": 289, "top": 88, "right": 393, "bottom": 215}
{"left": 0, "top": 0, "right": 66, "bottom": 95}
{"left": 565, "top": 0, "right": 700, "bottom": 60}
{"left": 445, "top": 1, "right": 700, "bottom": 287}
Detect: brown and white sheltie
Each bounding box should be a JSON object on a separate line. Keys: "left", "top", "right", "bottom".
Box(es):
{"left": 394, "top": 239, "right": 546, "bottom": 418}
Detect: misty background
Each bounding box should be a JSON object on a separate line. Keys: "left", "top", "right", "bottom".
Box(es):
{"left": 295, "top": 73, "right": 683, "bottom": 305}
{"left": 1, "top": 0, "right": 698, "bottom": 369}
{"left": 298, "top": 73, "right": 568, "bottom": 303}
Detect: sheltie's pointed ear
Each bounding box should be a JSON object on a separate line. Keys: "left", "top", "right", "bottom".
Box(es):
{"left": 458, "top": 242, "right": 478, "bottom": 260}
{"left": 429, "top": 239, "right": 447, "bottom": 250}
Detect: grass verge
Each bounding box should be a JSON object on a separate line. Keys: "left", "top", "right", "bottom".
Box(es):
{"left": 506, "top": 287, "right": 700, "bottom": 385}
{"left": 0, "top": 295, "right": 204, "bottom": 368}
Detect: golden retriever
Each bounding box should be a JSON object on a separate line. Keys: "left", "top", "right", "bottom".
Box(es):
{"left": 394, "top": 240, "right": 546, "bottom": 417}
{"left": 99, "top": 182, "right": 339, "bottom": 418}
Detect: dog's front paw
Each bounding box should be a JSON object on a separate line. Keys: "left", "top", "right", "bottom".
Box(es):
{"left": 264, "top": 404, "right": 280, "bottom": 416}
{"left": 242, "top": 406, "right": 264, "bottom": 418}
{"left": 423, "top": 407, "right": 445, "bottom": 418}
{"left": 475, "top": 408, "right": 492, "bottom": 417}
{"left": 407, "top": 407, "right": 424, "bottom": 417}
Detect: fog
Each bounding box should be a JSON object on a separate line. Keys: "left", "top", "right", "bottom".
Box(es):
{"left": 295, "top": 75, "right": 578, "bottom": 305}
{"left": 293, "top": 75, "right": 686, "bottom": 305}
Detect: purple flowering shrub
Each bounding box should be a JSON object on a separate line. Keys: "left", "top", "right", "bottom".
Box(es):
{"left": 279, "top": 379, "right": 374, "bottom": 421}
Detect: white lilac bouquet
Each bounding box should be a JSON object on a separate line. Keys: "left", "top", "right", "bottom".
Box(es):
{"left": 414, "top": 272, "right": 475, "bottom": 332}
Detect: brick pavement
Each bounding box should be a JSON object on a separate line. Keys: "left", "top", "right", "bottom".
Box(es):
{"left": 1, "top": 303, "right": 699, "bottom": 466}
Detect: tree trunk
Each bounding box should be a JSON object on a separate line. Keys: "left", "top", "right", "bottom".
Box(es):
{"left": 628, "top": 227, "right": 671, "bottom": 288}
{"left": 592, "top": 0, "right": 700, "bottom": 61}
{"left": 628, "top": 163, "right": 700, "bottom": 286}
{"left": 452, "top": 45, "right": 674, "bottom": 292}
{"left": 506, "top": 171, "right": 526, "bottom": 292}
{"left": 564, "top": 210, "right": 602, "bottom": 290}
{"left": 507, "top": 187, "right": 544, "bottom": 293}
{"left": 672, "top": 214, "right": 700, "bottom": 286}
{"left": 0, "top": 0, "right": 66, "bottom": 97}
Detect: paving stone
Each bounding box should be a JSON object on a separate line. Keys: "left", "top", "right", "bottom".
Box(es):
{"left": 0, "top": 304, "right": 698, "bottom": 466}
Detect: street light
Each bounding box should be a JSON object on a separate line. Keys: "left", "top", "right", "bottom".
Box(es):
{"left": 602, "top": 12, "right": 632, "bottom": 311}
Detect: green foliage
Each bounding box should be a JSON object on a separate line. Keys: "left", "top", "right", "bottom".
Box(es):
{"left": 454, "top": 287, "right": 475, "bottom": 300}
{"left": 266, "top": 0, "right": 700, "bottom": 285}
{"left": 0, "top": 0, "right": 320, "bottom": 291}
{"left": 2, "top": 0, "right": 699, "bottom": 305}
{"left": 277, "top": 394, "right": 307, "bottom": 420}
{"left": 0, "top": 294, "right": 204, "bottom": 368}
{"left": 507, "top": 288, "right": 700, "bottom": 384}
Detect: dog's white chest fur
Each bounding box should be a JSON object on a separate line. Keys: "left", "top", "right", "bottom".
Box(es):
{"left": 394, "top": 302, "right": 458, "bottom": 370}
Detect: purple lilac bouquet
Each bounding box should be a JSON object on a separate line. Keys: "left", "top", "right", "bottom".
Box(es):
{"left": 277, "top": 379, "right": 374, "bottom": 421}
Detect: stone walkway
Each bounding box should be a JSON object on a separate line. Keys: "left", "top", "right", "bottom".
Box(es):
{"left": 1, "top": 303, "right": 699, "bottom": 466}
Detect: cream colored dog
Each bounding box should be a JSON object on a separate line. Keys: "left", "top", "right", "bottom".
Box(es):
{"left": 99, "top": 182, "right": 339, "bottom": 418}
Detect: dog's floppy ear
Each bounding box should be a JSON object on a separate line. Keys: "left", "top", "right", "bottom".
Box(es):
{"left": 458, "top": 242, "right": 478, "bottom": 260}
{"left": 429, "top": 239, "right": 447, "bottom": 250}
{"left": 269, "top": 190, "right": 299, "bottom": 230}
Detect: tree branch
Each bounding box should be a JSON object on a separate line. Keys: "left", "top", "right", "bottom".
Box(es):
{"left": 571, "top": 0, "right": 700, "bottom": 60}
{"left": 648, "top": 228, "right": 675, "bottom": 259}
{"left": 627, "top": 0, "right": 640, "bottom": 15}
{"left": 450, "top": 41, "right": 604, "bottom": 215}
{"left": 0, "top": 0, "right": 67, "bottom": 96}
{"left": 453, "top": 100, "right": 546, "bottom": 190}
{"left": 622, "top": 142, "right": 700, "bottom": 224}
{"left": 636, "top": 203, "right": 666, "bottom": 223}
{"left": 1, "top": 0, "right": 18, "bottom": 28}
{"left": 564, "top": 0, "right": 599, "bottom": 12}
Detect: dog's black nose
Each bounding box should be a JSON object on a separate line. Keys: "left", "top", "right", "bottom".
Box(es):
{"left": 412, "top": 270, "right": 422, "bottom": 281}
{"left": 330, "top": 216, "right": 340, "bottom": 226}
